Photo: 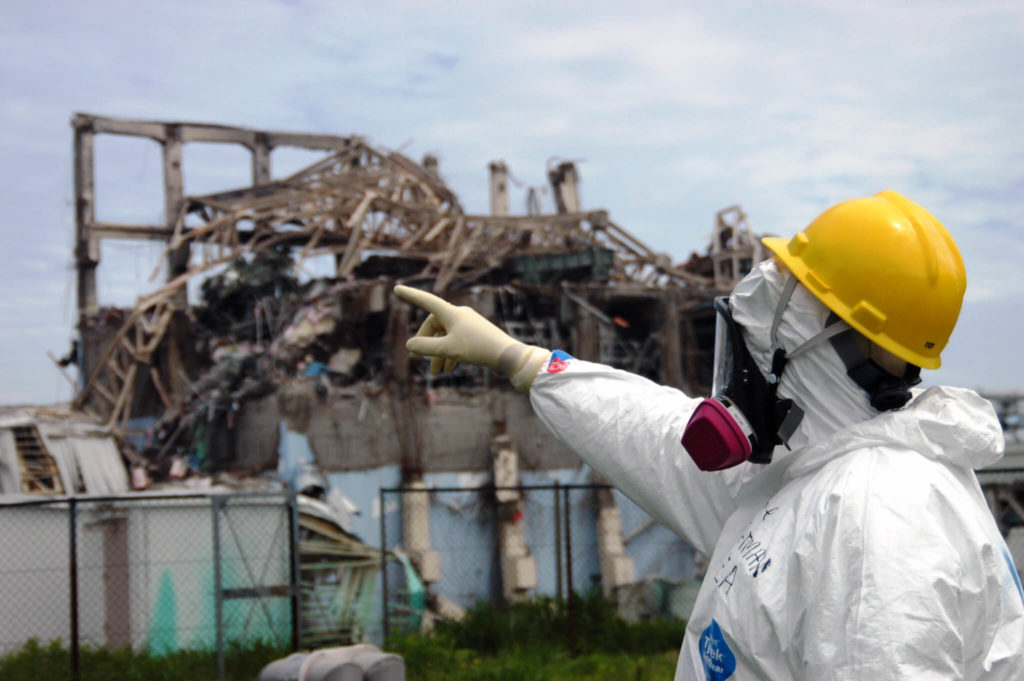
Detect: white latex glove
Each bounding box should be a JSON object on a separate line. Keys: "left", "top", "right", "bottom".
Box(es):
{"left": 394, "top": 285, "right": 551, "bottom": 393}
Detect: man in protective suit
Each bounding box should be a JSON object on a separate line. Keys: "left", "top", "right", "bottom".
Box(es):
{"left": 394, "top": 191, "right": 1024, "bottom": 680}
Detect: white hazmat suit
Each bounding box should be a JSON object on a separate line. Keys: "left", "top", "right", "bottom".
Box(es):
{"left": 529, "top": 260, "right": 1024, "bottom": 680}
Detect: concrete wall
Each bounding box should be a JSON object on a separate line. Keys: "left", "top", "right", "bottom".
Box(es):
{"left": 290, "top": 387, "right": 579, "bottom": 473}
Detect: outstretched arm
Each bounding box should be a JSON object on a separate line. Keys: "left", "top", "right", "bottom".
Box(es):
{"left": 394, "top": 285, "right": 743, "bottom": 553}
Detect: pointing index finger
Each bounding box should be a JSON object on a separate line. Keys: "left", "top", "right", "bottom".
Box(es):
{"left": 394, "top": 285, "right": 456, "bottom": 325}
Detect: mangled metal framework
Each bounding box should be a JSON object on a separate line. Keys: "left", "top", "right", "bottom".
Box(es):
{"left": 70, "top": 114, "right": 722, "bottom": 433}
{"left": 172, "top": 142, "right": 706, "bottom": 292}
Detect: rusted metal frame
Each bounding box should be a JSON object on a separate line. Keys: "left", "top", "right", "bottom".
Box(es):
{"left": 331, "top": 191, "right": 379, "bottom": 275}
{"left": 166, "top": 196, "right": 338, "bottom": 268}
{"left": 192, "top": 183, "right": 305, "bottom": 214}
{"left": 297, "top": 224, "right": 328, "bottom": 263}
{"left": 443, "top": 216, "right": 466, "bottom": 253}
{"left": 387, "top": 172, "right": 416, "bottom": 204}
{"left": 192, "top": 190, "right": 358, "bottom": 247}
{"left": 105, "top": 362, "right": 138, "bottom": 431}
{"left": 600, "top": 219, "right": 658, "bottom": 258}
{"left": 137, "top": 307, "right": 174, "bottom": 357}
{"left": 512, "top": 218, "right": 583, "bottom": 251}
{"left": 89, "top": 376, "right": 119, "bottom": 407}
{"left": 355, "top": 191, "right": 445, "bottom": 220}
{"left": 1000, "top": 488, "right": 1024, "bottom": 526}
{"left": 222, "top": 217, "right": 241, "bottom": 251}
{"left": 108, "top": 350, "right": 128, "bottom": 382}
{"left": 189, "top": 195, "right": 244, "bottom": 214}
{"left": 640, "top": 263, "right": 664, "bottom": 286}
{"left": 360, "top": 211, "right": 416, "bottom": 247}
{"left": 137, "top": 300, "right": 168, "bottom": 336}
{"left": 165, "top": 207, "right": 242, "bottom": 254}
{"left": 409, "top": 217, "right": 450, "bottom": 247}
{"left": 590, "top": 227, "right": 652, "bottom": 262}
{"left": 192, "top": 182, "right": 428, "bottom": 251}
{"left": 47, "top": 352, "right": 79, "bottom": 389}
{"left": 135, "top": 313, "right": 153, "bottom": 341}
{"left": 74, "top": 318, "right": 139, "bottom": 411}
{"left": 76, "top": 271, "right": 204, "bottom": 418}
{"left": 434, "top": 220, "right": 484, "bottom": 293}
{"left": 285, "top": 141, "right": 378, "bottom": 185}
{"left": 283, "top": 144, "right": 359, "bottom": 184}
{"left": 149, "top": 366, "right": 172, "bottom": 409}
{"left": 590, "top": 223, "right": 710, "bottom": 287}
{"left": 447, "top": 240, "right": 522, "bottom": 288}
{"left": 386, "top": 151, "right": 453, "bottom": 203}
{"left": 346, "top": 199, "right": 445, "bottom": 248}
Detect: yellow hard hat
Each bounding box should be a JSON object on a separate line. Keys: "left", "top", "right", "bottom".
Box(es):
{"left": 762, "top": 191, "right": 966, "bottom": 370}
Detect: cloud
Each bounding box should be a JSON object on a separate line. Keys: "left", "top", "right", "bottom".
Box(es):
{"left": 1, "top": 0, "right": 1022, "bottom": 402}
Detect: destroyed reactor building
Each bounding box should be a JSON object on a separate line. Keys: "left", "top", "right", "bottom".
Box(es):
{"left": 60, "top": 113, "right": 775, "bottom": 609}
{"left": 69, "top": 113, "right": 760, "bottom": 452}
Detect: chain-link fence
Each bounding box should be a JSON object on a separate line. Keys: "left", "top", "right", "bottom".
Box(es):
{"left": 378, "top": 483, "right": 700, "bottom": 644}
{"left": 0, "top": 492, "right": 298, "bottom": 680}
{"left": 1, "top": 484, "right": 699, "bottom": 676}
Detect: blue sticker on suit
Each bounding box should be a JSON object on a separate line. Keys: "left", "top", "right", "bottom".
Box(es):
{"left": 1003, "top": 547, "right": 1024, "bottom": 605}
{"left": 699, "top": 619, "right": 736, "bottom": 681}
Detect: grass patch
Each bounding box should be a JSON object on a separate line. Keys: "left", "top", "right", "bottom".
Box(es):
{"left": 390, "top": 592, "right": 685, "bottom": 680}
{"left": 391, "top": 643, "right": 678, "bottom": 681}
{"left": 1, "top": 594, "right": 686, "bottom": 681}
{"left": 0, "top": 638, "right": 288, "bottom": 681}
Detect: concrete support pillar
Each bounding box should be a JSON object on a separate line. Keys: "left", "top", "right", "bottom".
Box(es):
{"left": 251, "top": 134, "right": 272, "bottom": 186}
{"left": 493, "top": 435, "right": 536, "bottom": 602}
{"left": 489, "top": 161, "right": 509, "bottom": 217}
{"left": 595, "top": 484, "right": 635, "bottom": 604}
{"left": 401, "top": 479, "right": 441, "bottom": 585}
{"left": 163, "top": 125, "right": 188, "bottom": 309}
{"left": 548, "top": 161, "right": 580, "bottom": 214}
{"left": 422, "top": 154, "right": 440, "bottom": 179}
{"left": 661, "top": 288, "right": 684, "bottom": 390}
{"left": 73, "top": 119, "right": 98, "bottom": 318}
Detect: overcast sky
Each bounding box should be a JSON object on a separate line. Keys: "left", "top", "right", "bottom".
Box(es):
{"left": 1, "top": 0, "right": 1022, "bottom": 405}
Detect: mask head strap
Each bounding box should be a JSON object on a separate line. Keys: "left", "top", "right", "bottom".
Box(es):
{"left": 768, "top": 273, "right": 849, "bottom": 362}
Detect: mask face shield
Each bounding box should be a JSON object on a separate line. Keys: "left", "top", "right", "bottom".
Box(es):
{"left": 710, "top": 308, "right": 734, "bottom": 397}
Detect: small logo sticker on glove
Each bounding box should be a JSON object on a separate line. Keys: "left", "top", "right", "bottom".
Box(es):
{"left": 546, "top": 350, "right": 574, "bottom": 374}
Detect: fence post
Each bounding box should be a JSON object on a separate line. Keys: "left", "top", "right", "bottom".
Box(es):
{"left": 212, "top": 495, "right": 225, "bottom": 681}
{"left": 563, "top": 486, "right": 576, "bottom": 655}
{"left": 379, "top": 487, "right": 389, "bottom": 646}
{"left": 68, "top": 497, "right": 80, "bottom": 681}
{"left": 288, "top": 488, "right": 301, "bottom": 651}
{"left": 553, "top": 482, "right": 562, "bottom": 602}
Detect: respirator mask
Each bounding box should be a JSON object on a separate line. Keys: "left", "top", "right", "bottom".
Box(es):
{"left": 827, "top": 314, "right": 922, "bottom": 411}
{"left": 680, "top": 276, "right": 849, "bottom": 471}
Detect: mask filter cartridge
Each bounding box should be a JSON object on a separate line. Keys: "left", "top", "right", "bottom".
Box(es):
{"left": 682, "top": 397, "right": 754, "bottom": 471}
